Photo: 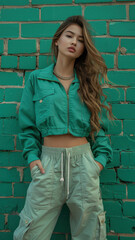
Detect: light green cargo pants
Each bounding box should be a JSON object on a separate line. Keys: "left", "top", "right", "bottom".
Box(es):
{"left": 13, "top": 142, "right": 107, "bottom": 240}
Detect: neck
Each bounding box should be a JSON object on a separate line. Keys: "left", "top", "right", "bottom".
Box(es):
{"left": 54, "top": 55, "right": 75, "bottom": 77}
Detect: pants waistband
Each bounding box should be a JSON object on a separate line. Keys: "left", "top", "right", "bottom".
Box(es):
{"left": 41, "top": 142, "right": 91, "bottom": 157}
{"left": 41, "top": 142, "right": 92, "bottom": 200}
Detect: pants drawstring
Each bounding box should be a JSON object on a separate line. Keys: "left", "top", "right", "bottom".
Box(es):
{"left": 60, "top": 152, "right": 64, "bottom": 182}
{"left": 60, "top": 151, "right": 71, "bottom": 200}
{"left": 67, "top": 152, "right": 70, "bottom": 199}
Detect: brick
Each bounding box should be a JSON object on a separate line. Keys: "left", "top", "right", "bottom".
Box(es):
{"left": 85, "top": 5, "right": 126, "bottom": 20}
{"left": 118, "top": 169, "right": 135, "bottom": 182}
{"left": 14, "top": 183, "right": 29, "bottom": 197}
{"left": 0, "top": 8, "right": 39, "bottom": 21}
{"left": 76, "top": 0, "right": 113, "bottom": 2}
{"left": 39, "top": 55, "right": 52, "bottom": 69}
{"left": 111, "top": 136, "right": 135, "bottom": 150}
{"left": 21, "top": 23, "right": 60, "bottom": 38}
{"left": 23, "top": 167, "right": 32, "bottom": 182}
{"left": 108, "top": 237, "right": 118, "bottom": 240}
{"left": 110, "top": 22, "right": 135, "bottom": 36}
{"left": 25, "top": 71, "right": 32, "bottom": 82}
{"left": 32, "top": 0, "right": 72, "bottom": 3}
{"left": 106, "top": 151, "right": 120, "bottom": 168}
{"left": 93, "top": 37, "right": 119, "bottom": 53}
{"left": 0, "top": 215, "right": 5, "bottom": 230}
{"left": 0, "top": 24, "right": 19, "bottom": 38}
{"left": 89, "top": 21, "right": 107, "bottom": 35}
{"left": 1, "top": 55, "right": 18, "bottom": 69}
{"left": 129, "top": 5, "right": 135, "bottom": 20}
{"left": 0, "top": 104, "right": 17, "bottom": 117}
{"left": 103, "top": 201, "right": 122, "bottom": 216}
{"left": 0, "top": 233, "right": 12, "bottom": 240}
{"left": 19, "top": 56, "right": 36, "bottom": 70}
{"left": 107, "top": 120, "right": 122, "bottom": 135}
{"left": 0, "top": 198, "right": 25, "bottom": 213}
{"left": 116, "top": 0, "right": 134, "bottom": 2}
{"left": 7, "top": 214, "right": 20, "bottom": 232}
{"left": 54, "top": 204, "right": 70, "bottom": 233}
{"left": 100, "top": 169, "right": 117, "bottom": 183}
{"left": 121, "top": 152, "right": 135, "bottom": 167}
{"left": 126, "top": 88, "right": 135, "bottom": 102}
{"left": 128, "top": 184, "right": 135, "bottom": 199}
{"left": 16, "top": 135, "right": 23, "bottom": 151}
{"left": 51, "top": 234, "right": 66, "bottom": 240}
{"left": 123, "top": 120, "right": 135, "bottom": 134}
{"left": 101, "top": 184, "right": 126, "bottom": 199}
{"left": 8, "top": 39, "right": 36, "bottom": 54}
{"left": 108, "top": 71, "right": 135, "bottom": 87}
{"left": 0, "top": 72, "right": 23, "bottom": 86}
{"left": 0, "top": 135, "right": 14, "bottom": 150}
{"left": 41, "top": 6, "right": 82, "bottom": 21}
{"left": 121, "top": 39, "right": 135, "bottom": 53}
{"left": 0, "top": 40, "right": 3, "bottom": 54}
{"left": 103, "top": 88, "right": 124, "bottom": 103}
{"left": 120, "top": 238, "right": 135, "bottom": 240}
{"left": 68, "top": 235, "right": 72, "bottom": 240}
{"left": 0, "top": 0, "right": 29, "bottom": 5}
{"left": 102, "top": 54, "right": 114, "bottom": 69}
{"left": 0, "top": 88, "right": 4, "bottom": 102}
{"left": 40, "top": 39, "right": 52, "bottom": 53}
{"left": 0, "top": 168, "right": 20, "bottom": 182}
{"left": 110, "top": 216, "right": 135, "bottom": 234}
{"left": 0, "top": 183, "right": 12, "bottom": 196}
{"left": 0, "top": 151, "right": 27, "bottom": 167}
{"left": 112, "top": 104, "right": 135, "bottom": 119}
{"left": 123, "top": 202, "right": 135, "bottom": 217}
{"left": 5, "top": 88, "right": 23, "bottom": 102}
{"left": 118, "top": 55, "right": 135, "bottom": 69}
{"left": 0, "top": 119, "right": 20, "bottom": 135}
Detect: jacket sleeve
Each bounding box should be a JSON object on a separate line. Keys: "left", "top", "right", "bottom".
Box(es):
{"left": 87, "top": 100, "right": 113, "bottom": 168}
{"left": 18, "top": 72, "right": 43, "bottom": 165}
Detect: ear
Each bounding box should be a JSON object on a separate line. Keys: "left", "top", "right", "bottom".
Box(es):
{"left": 55, "top": 41, "right": 58, "bottom": 46}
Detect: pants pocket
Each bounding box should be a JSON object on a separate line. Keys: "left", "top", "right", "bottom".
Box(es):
{"left": 30, "top": 164, "right": 40, "bottom": 180}
{"left": 96, "top": 211, "right": 107, "bottom": 240}
{"left": 13, "top": 211, "right": 33, "bottom": 240}
{"left": 27, "top": 156, "right": 54, "bottom": 208}
{"left": 87, "top": 150, "right": 101, "bottom": 175}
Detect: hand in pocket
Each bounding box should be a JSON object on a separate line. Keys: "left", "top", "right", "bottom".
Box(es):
{"left": 29, "top": 159, "right": 45, "bottom": 174}
{"left": 95, "top": 160, "right": 104, "bottom": 172}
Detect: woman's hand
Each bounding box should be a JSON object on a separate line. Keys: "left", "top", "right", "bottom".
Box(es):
{"left": 95, "top": 161, "right": 104, "bottom": 172}
{"left": 29, "top": 159, "right": 45, "bottom": 174}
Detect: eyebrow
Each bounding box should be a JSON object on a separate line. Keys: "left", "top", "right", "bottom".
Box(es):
{"left": 65, "top": 30, "right": 84, "bottom": 38}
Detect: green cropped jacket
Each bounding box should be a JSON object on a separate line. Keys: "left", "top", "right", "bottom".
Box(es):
{"left": 18, "top": 63, "right": 113, "bottom": 167}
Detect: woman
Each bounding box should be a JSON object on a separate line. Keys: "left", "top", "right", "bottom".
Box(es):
{"left": 14, "top": 15, "right": 113, "bottom": 240}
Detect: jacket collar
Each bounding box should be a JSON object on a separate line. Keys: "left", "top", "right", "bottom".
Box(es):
{"left": 37, "top": 63, "right": 80, "bottom": 83}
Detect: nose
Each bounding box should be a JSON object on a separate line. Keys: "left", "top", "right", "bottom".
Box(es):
{"left": 72, "top": 37, "right": 77, "bottom": 46}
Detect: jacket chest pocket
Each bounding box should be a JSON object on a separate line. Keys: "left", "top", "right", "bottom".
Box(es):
{"left": 33, "top": 88, "right": 55, "bottom": 123}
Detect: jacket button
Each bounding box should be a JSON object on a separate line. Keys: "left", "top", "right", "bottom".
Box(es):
{"left": 39, "top": 100, "right": 43, "bottom": 103}
{"left": 25, "top": 220, "right": 28, "bottom": 224}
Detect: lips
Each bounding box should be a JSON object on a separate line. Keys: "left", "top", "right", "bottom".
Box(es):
{"left": 68, "top": 47, "right": 76, "bottom": 53}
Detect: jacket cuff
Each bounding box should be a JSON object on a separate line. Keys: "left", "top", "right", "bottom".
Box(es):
{"left": 94, "top": 155, "right": 107, "bottom": 168}
{"left": 27, "top": 153, "right": 40, "bottom": 165}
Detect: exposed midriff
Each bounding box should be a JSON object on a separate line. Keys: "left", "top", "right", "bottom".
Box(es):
{"left": 43, "top": 133, "right": 88, "bottom": 148}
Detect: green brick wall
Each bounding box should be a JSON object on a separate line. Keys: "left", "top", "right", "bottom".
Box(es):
{"left": 0, "top": 1, "right": 135, "bottom": 239}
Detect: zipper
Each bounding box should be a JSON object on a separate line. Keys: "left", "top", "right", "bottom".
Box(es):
{"left": 38, "top": 78, "right": 71, "bottom": 134}
{"left": 67, "top": 92, "right": 69, "bottom": 133}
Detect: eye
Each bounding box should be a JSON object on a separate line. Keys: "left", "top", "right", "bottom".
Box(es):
{"left": 78, "top": 39, "right": 84, "bottom": 43}
{"left": 66, "top": 35, "right": 72, "bottom": 38}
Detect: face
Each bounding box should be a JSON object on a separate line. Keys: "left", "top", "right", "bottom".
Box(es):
{"left": 55, "top": 24, "right": 85, "bottom": 60}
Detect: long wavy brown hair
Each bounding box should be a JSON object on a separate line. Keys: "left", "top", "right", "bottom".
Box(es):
{"left": 51, "top": 15, "right": 113, "bottom": 141}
